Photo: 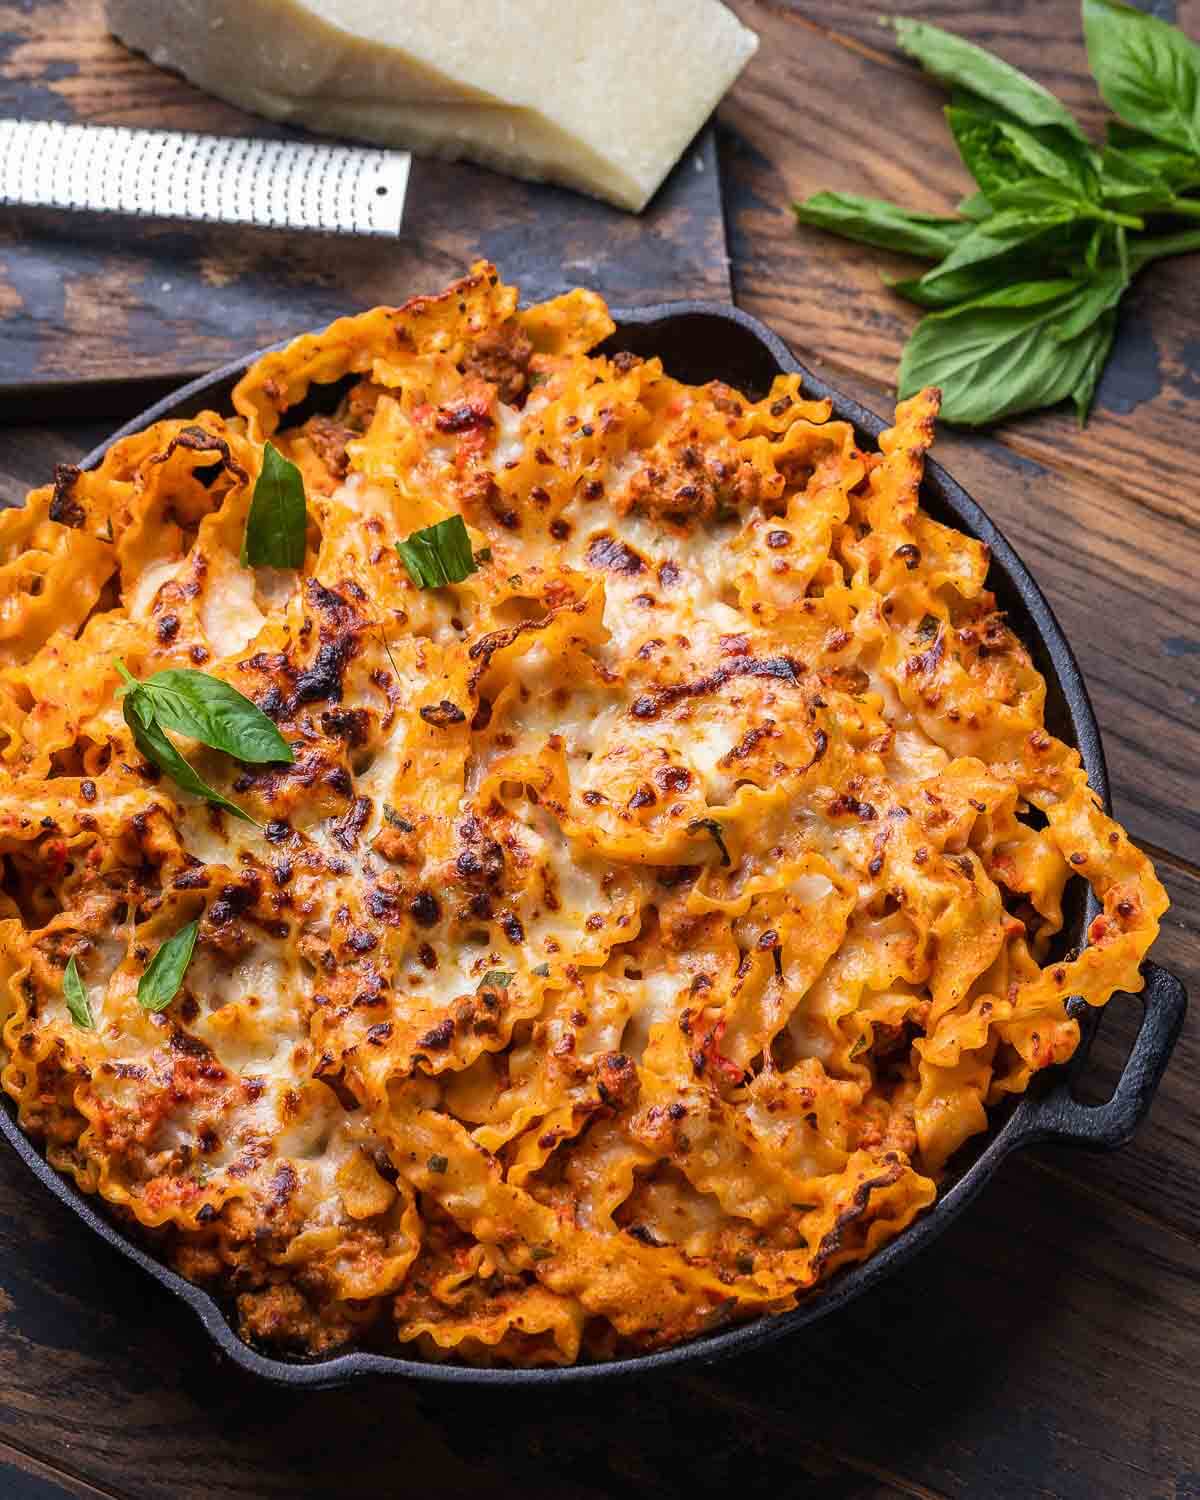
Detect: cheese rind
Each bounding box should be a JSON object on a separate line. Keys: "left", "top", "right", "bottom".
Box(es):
{"left": 106, "top": 0, "right": 758, "bottom": 211}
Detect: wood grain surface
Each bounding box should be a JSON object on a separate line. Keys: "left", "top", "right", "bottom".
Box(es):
{"left": 0, "top": 3, "right": 1197, "bottom": 1498}
{"left": 0, "top": 0, "right": 730, "bottom": 392}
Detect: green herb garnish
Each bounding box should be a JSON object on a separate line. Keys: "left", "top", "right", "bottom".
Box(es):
{"left": 137, "top": 919, "right": 200, "bottom": 1013}
{"left": 479, "top": 970, "right": 514, "bottom": 989}
{"left": 121, "top": 685, "right": 253, "bottom": 823}
{"left": 241, "top": 441, "right": 308, "bottom": 569}
{"left": 116, "top": 660, "right": 291, "bottom": 822}
{"left": 63, "top": 955, "right": 94, "bottom": 1030}
{"left": 396, "top": 515, "right": 479, "bottom": 589}
{"left": 427, "top": 1154, "right": 449, "bottom": 1175}
{"left": 123, "top": 667, "right": 292, "bottom": 764}
{"left": 793, "top": 5, "right": 1200, "bottom": 426}
{"left": 687, "top": 817, "right": 732, "bottom": 867}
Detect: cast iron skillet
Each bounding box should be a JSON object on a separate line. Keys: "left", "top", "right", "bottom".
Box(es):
{"left": 0, "top": 302, "right": 1187, "bottom": 1388}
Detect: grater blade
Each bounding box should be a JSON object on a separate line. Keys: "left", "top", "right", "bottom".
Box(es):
{"left": 0, "top": 118, "right": 410, "bottom": 236}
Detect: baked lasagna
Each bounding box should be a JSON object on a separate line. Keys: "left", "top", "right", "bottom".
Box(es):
{"left": 0, "top": 265, "right": 1165, "bottom": 1365}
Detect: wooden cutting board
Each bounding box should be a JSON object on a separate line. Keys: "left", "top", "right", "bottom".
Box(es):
{"left": 0, "top": 0, "right": 732, "bottom": 396}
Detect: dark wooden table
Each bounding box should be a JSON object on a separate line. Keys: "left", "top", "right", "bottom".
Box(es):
{"left": 0, "top": 3, "right": 1198, "bottom": 1497}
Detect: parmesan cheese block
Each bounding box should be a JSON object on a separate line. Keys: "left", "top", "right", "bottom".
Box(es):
{"left": 105, "top": 0, "right": 758, "bottom": 212}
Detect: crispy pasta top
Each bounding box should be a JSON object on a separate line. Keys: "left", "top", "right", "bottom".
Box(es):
{"left": 0, "top": 264, "right": 1165, "bottom": 1365}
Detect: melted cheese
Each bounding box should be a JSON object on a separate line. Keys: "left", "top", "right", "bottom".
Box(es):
{"left": 0, "top": 261, "right": 1166, "bottom": 1369}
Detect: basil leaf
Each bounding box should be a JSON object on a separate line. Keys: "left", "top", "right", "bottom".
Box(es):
{"left": 908, "top": 272, "right": 1082, "bottom": 315}
{"left": 479, "top": 970, "right": 513, "bottom": 989}
{"left": 396, "top": 515, "right": 479, "bottom": 589}
{"left": 241, "top": 442, "right": 307, "bottom": 569}
{"left": 1073, "top": 308, "right": 1119, "bottom": 426}
{"left": 947, "top": 108, "right": 1097, "bottom": 202}
{"left": 1050, "top": 267, "right": 1128, "bottom": 343}
{"left": 994, "top": 121, "right": 1098, "bottom": 196}
{"left": 1128, "top": 226, "right": 1200, "bottom": 270}
{"left": 983, "top": 181, "right": 1084, "bottom": 214}
{"left": 63, "top": 955, "right": 94, "bottom": 1031}
{"left": 945, "top": 108, "right": 1032, "bottom": 199}
{"left": 793, "top": 191, "right": 971, "bottom": 258}
{"left": 889, "top": 274, "right": 969, "bottom": 309}
{"left": 957, "top": 190, "right": 994, "bottom": 220}
{"left": 1098, "top": 144, "right": 1177, "bottom": 212}
{"left": 1106, "top": 121, "right": 1200, "bottom": 189}
{"left": 1084, "top": 223, "right": 1104, "bottom": 274}
{"left": 890, "top": 16, "right": 1087, "bottom": 140}
{"left": 984, "top": 179, "right": 1140, "bottom": 227}
{"left": 888, "top": 222, "right": 1092, "bottom": 306}
{"left": 897, "top": 280, "right": 1111, "bottom": 425}
{"left": 891, "top": 249, "right": 1050, "bottom": 308}
{"left": 1083, "top": 0, "right": 1200, "bottom": 156}
{"left": 138, "top": 669, "right": 293, "bottom": 765}
{"left": 921, "top": 207, "right": 1075, "bottom": 287}
{"left": 123, "top": 692, "right": 256, "bottom": 824}
{"left": 137, "top": 919, "right": 200, "bottom": 1013}
{"left": 1104, "top": 141, "right": 1170, "bottom": 201}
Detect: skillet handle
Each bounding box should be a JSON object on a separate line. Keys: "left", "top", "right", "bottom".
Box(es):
{"left": 1017, "top": 962, "right": 1187, "bottom": 1152}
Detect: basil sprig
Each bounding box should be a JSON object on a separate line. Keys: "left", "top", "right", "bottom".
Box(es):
{"left": 129, "top": 668, "right": 293, "bottom": 763}
{"left": 137, "top": 919, "right": 200, "bottom": 1013}
{"left": 241, "top": 441, "right": 308, "bottom": 569}
{"left": 116, "top": 661, "right": 292, "bottom": 822}
{"left": 794, "top": 7, "right": 1200, "bottom": 426}
{"left": 396, "top": 515, "right": 480, "bottom": 589}
{"left": 63, "top": 955, "right": 94, "bottom": 1030}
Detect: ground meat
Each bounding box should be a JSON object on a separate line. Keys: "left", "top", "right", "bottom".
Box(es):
{"left": 595, "top": 1051, "right": 640, "bottom": 1112}
{"left": 172, "top": 1238, "right": 224, "bottom": 1283}
{"left": 463, "top": 326, "right": 534, "bottom": 404}
{"left": 335, "top": 380, "right": 390, "bottom": 434}
{"left": 237, "top": 1283, "right": 356, "bottom": 1354}
{"left": 615, "top": 450, "right": 763, "bottom": 527}
{"left": 302, "top": 415, "right": 355, "bottom": 479}
{"left": 372, "top": 823, "right": 419, "bottom": 864}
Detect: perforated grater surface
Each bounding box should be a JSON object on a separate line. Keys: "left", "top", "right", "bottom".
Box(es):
{"left": 0, "top": 118, "right": 410, "bottom": 235}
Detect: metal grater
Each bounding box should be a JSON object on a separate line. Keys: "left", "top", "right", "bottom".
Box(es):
{"left": 0, "top": 118, "right": 411, "bottom": 236}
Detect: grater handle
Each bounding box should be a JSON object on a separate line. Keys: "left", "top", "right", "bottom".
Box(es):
{"left": 0, "top": 118, "right": 410, "bottom": 236}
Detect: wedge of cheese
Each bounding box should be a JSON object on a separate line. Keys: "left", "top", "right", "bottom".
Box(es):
{"left": 106, "top": 0, "right": 758, "bottom": 212}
